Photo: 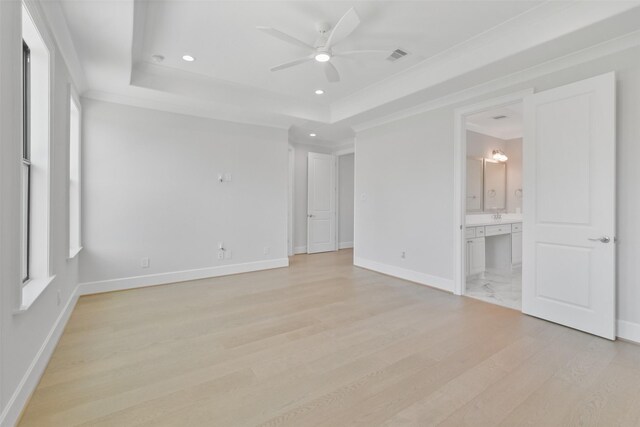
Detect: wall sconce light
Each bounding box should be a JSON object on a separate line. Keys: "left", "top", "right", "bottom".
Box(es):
{"left": 492, "top": 149, "right": 508, "bottom": 162}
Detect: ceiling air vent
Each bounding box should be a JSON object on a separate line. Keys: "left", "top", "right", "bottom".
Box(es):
{"left": 387, "top": 48, "right": 409, "bottom": 62}
{"left": 492, "top": 115, "right": 508, "bottom": 120}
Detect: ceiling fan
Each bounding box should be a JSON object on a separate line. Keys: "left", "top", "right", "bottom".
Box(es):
{"left": 257, "top": 8, "right": 386, "bottom": 83}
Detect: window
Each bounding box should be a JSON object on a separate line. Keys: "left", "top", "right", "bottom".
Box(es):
{"left": 21, "top": 40, "right": 31, "bottom": 283}
{"left": 69, "top": 93, "right": 81, "bottom": 257}
{"left": 19, "top": 3, "right": 52, "bottom": 309}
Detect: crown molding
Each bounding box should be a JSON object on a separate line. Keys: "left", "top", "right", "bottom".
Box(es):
{"left": 335, "top": 1, "right": 639, "bottom": 123}
{"left": 38, "top": 0, "right": 87, "bottom": 92}
{"left": 352, "top": 29, "right": 640, "bottom": 133}
{"left": 83, "top": 89, "right": 291, "bottom": 131}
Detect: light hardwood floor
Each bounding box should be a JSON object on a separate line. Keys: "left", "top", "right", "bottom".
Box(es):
{"left": 19, "top": 249, "right": 640, "bottom": 426}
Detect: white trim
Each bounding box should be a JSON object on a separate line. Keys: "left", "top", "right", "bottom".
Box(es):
{"left": 0, "top": 284, "right": 79, "bottom": 427}
{"left": 16, "top": 275, "right": 56, "bottom": 313}
{"left": 353, "top": 29, "right": 640, "bottom": 133}
{"left": 339, "top": 241, "right": 353, "bottom": 249}
{"left": 288, "top": 146, "right": 295, "bottom": 257}
{"left": 334, "top": 146, "right": 355, "bottom": 156}
{"left": 617, "top": 320, "right": 640, "bottom": 344}
{"left": 354, "top": 257, "right": 453, "bottom": 293}
{"left": 453, "top": 90, "right": 532, "bottom": 297}
{"left": 82, "top": 89, "right": 291, "bottom": 132}
{"left": 67, "top": 246, "right": 83, "bottom": 261}
{"left": 334, "top": 155, "right": 340, "bottom": 251}
{"left": 465, "top": 122, "right": 523, "bottom": 141}
{"left": 294, "top": 246, "right": 307, "bottom": 255}
{"left": 37, "top": 0, "right": 87, "bottom": 91}
{"left": 78, "top": 258, "right": 289, "bottom": 296}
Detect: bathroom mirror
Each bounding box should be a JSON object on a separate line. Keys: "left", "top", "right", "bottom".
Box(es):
{"left": 466, "top": 157, "right": 507, "bottom": 213}
{"left": 483, "top": 159, "right": 506, "bottom": 211}
{"left": 466, "top": 157, "right": 483, "bottom": 212}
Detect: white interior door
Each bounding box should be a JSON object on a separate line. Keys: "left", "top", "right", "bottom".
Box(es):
{"left": 523, "top": 72, "right": 616, "bottom": 340}
{"left": 307, "top": 152, "right": 337, "bottom": 254}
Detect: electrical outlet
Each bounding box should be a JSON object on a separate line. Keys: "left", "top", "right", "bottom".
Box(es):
{"left": 401, "top": 251, "right": 406, "bottom": 259}
{"left": 224, "top": 173, "right": 232, "bottom": 182}
{"left": 217, "top": 251, "right": 224, "bottom": 260}
{"left": 224, "top": 250, "right": 232, "bottom": 260}
{"left": 141, "top": 257, "right": 150, "bottom": 268}
{"left": 263, "top": 246, "right": 270, "bottom": 255}
{"left": 56, "top": 290, "right": 61, "bottom": 306}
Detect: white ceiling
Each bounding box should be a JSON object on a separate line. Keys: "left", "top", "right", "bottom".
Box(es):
{"left": 53, "top": 0, "right": 640, "bottom": 145}
{"left": 137, "top": 1, "right": 541, "bottom": 104}
{"left": 466, "top": 103, "right": 523, "bottom": 140}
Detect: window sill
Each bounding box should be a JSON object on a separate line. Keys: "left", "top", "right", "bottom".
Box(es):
{"left": 15, "top": 275, "right": 56, "bottom": 313}
{"left": 68, "top": 246, "right": 83, "bottom": 260}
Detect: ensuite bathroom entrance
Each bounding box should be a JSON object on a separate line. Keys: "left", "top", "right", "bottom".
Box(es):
{"left": 463, "top": 102, "right": 523, "bottom": 310}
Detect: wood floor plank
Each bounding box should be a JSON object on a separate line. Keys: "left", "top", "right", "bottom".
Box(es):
{"left": 17, "top": 249, "right": 640, "bottom": 427}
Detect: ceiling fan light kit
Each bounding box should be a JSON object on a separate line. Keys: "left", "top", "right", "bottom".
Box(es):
{"left": 314, "top": 52, "right": 331, "bottom": 62}
{"left": 258, "top": 7, "right": 385, "bottom": 83}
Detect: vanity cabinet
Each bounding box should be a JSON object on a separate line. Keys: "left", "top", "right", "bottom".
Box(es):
{"left": 466, "top": 237, "right": 485, "bottom": 276}
{"left": 512, "top": 230, "right": 522, "bottom": 265}
{"left": 465, "top": 222, "right": 522, "bottom": 276}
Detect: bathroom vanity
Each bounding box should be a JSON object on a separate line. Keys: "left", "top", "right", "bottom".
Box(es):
{"left": 465, "top": 216, "right": 522, "bottom": 277}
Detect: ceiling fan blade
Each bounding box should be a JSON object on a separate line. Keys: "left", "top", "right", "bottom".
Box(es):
{"left": 335, "top": 50, "right": 389, "bottom": 57}
{"left": 257, "top": 26, "right": 314, "bottom": 50}
{"left": 270, "top": 57, "right": 313, "bottom": 72}
{"left": 326, "top": 8, "right": 360, "bottom": 48}
{"left": 324, "top": 62, "right": 340, "bottom": 83}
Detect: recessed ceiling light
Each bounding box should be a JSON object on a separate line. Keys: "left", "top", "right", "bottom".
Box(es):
{"left": 151, "top": 54, "right": 164, "bottom": 63}
{"left": 309, "top": 133, "right": 317, "bottom": 137}
{"left": 182, "top": 54, "right": 195, "bottom": 62}
{"left": 315, "top": 89, "right": 324, "bottom": 95}
{"left": 314, "top": 52, "right": 331, "bottom": 63}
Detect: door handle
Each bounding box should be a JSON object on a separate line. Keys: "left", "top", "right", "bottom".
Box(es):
{"left": 307, "top": 214, "right": 314, "bottom": 218}
{"left": 588, "top": 236, "right": 610, "bottom": 243}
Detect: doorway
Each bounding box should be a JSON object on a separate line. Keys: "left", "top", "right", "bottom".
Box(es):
{"left": 463, "top": 102, "right": 524, "bottom": 310}
{"left": 454, "top": 90, "right": 532, "bottom": 309}
{"left": 454, "top": 73, "right": 617, "bottom": 340}
{"left": 288, "top": 145, "right": 355, "bottom": 255}
{"left": 306, "top": 150, "right": 355, "bottom": 254}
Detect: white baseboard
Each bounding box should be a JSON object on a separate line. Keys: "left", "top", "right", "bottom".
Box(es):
{"left": 339, "top": 241, "right": 354, "bottom": 249}
{"left": 0, "top": 257, "right": 290, "bottom": 426}
{"left": 617, "top": 320, "right": 640, "bottom": 344}
{"left": 293, "top": 246, "right": 307, "bottom": 255}
{"left": 78, "top": 258, "right": 289, "bottom": 295}
{"left": 354, "top": 256, "right": 454, "bottom": 293}
{"left": 0, "top": 286, "right": 80, "bottom": 427}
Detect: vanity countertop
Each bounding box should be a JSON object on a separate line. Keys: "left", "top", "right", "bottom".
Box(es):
{"left": 467, "top": 220, "right": 522, "bottom": 227}
{"left": 466, "top": 214, "right": 523, "bottom": 227}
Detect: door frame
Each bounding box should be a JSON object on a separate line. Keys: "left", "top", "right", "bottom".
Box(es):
{"left": 287, "top": 145, "right": 295, "bottom": 256}
{"left": 335, "top": 146, "right": 355, "bottom": 251}
{"left": 453, "top": 89, "right": 533, "bottom": 297}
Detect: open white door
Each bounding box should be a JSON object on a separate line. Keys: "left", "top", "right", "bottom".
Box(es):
{"left": 307, "top": 152, "right": 337, "bottom": 254}
{"left": 523, "top": 72, "right": 616, "bottom": 340}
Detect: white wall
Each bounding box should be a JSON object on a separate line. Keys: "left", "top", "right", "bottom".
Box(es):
{"left": 355, "top": 44, "right": 640, "bottom": 340}
{"left": 355, "top": 109, "right": 455, "bottom": 291}
{"left": 80, "top": 99, "right": 289, "bottom": 288}
{"left": 290, "top": 143, "right": 333, "bottom": 253}
{"left": 466, "top": 130, "right": 522, "bottom": 213}
{"left": 0, "top": 1, "right": 81, "bottom": 425}
{"left": 338, "top": 153, "right": 354, "bottom": 248}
